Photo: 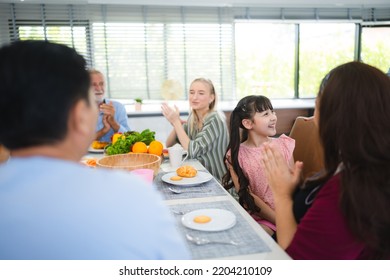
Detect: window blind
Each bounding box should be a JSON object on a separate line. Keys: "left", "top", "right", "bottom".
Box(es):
{"left": 0, "top": 3, "right": 389, "bottom": 101}
{"left": 3, "top": 4, "right": 91, "bottom": 66}
{"left": 234, "top": 7, "right": 390, "bottom": 22}
{"left": 1, "top": 3, "right": 235, "bottom": 101}
{"left": 88, "top": 5, "right": 234, "bottom": 100}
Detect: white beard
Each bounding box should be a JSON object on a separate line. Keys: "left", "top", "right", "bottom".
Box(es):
{"left": 95, "top": 93, "right": 104, "bottom": 103}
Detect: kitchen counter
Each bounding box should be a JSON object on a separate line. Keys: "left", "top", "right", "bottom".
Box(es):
{"left": 123, "top": 98, "right": 315, "bottom": 117}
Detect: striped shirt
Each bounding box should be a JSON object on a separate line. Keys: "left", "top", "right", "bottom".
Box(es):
{"left": 183, "top": 111, "right": 229, "bottom": 182}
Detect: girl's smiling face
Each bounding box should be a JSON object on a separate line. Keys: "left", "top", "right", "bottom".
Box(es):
{"left": 250, "top": 109, "right": 278, "bottom": 137}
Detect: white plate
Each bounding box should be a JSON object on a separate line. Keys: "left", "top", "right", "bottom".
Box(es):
{"left": 161, "top": 171, "right": 213, "bottom": 186}
{"left": 181, "top": 208, "right": 236, "bottom": 232}
{"left": 88, "top": 147, "right": 105, "bottom": 153}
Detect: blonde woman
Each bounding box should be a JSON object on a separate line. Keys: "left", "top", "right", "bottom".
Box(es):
{"left": 162, "top": 78, "right": 229, "bottom": 181}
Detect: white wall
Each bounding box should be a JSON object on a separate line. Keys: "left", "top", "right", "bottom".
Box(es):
{"left": 127, "top": 116, "right": 174, "bottom": 147}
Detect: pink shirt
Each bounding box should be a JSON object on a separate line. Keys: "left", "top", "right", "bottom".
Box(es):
{"left": 238, "top": 134, "right": 295, "bottom": 210}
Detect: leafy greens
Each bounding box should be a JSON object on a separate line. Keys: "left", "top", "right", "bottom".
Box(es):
{"left": 105, "top": 129, "right": 155, "bottom": 155}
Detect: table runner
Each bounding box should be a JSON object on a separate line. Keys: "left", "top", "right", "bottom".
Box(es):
{"left": 154, "top": 171, "right": 227, "bottom": 200}
{"left": 170, "top": 200, "right": 271, "bottom": 259}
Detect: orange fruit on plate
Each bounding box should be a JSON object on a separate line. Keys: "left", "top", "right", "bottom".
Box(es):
{"left": 132, "top": 142, "right": 148, "bottom": 153}
{"left": 148, "top": 140, "right": 164, "bottom": 156}
{"left": 91, "top": 140, "right": 109, "bottom": 149}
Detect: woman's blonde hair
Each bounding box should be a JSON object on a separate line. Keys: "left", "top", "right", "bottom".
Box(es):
{"left": 187, "top": 78, "right": 217, "bottom": 135}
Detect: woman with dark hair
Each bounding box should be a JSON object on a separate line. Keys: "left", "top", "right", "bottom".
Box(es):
{"left": 261, "top": 61, "right": 390, "bottom": 259}
{"left": 222, "top": 95, "right": 295, "bottom": 235}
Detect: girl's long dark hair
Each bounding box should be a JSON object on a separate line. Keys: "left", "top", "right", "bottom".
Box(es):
{"left": 305, "top": 62, "right": 390, "bottom": 259}
{"left": 222, "top": 95, "right": 273, "bottom": 214}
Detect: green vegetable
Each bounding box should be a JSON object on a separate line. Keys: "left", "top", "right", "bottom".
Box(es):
{"left": 105, "top": 129, "right": 156, "bottom": 155}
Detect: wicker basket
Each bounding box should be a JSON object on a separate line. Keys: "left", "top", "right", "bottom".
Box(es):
{"left": 96, "top": 153, "right": 161, "bottom": 176}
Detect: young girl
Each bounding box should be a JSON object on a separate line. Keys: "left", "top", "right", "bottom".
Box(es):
{"left": 222, "top": 95, "right": 295, "bottom": 235}
{"left": 162, "top": 78, "right": 229, "bottom": 181}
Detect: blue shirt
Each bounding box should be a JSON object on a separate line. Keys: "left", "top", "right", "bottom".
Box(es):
{"left": 0, "top": 157, "right": 190, "bottom": 260}
{"left": 96, "top": 99, "right": 130, "bottom": 142}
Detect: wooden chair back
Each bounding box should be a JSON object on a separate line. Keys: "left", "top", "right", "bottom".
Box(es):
{"left": 289, "top": 116, "right": 324, "bottom": 179}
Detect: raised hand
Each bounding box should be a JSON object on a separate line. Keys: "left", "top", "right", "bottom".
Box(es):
{"left": 100, "top": 101, "right": 119, "bottom": 132}
{"left": 260, "top": 142, "right": 303, "bottom": 199}
{"left": 161, "top": 103, "right": 181, "bottom": 125}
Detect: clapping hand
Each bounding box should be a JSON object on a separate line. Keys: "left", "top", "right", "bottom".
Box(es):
{"left": 100, "top": 101, "right": 115, "bottom": 124}
{"left": 99, "top": 101, "right": 119, "bottom": 131}
{"left": 161, "top": 103, "right": 181, "bottom": 125}
{"left": 260, "top": 142, "right": 303, "bottom": 199}
{"left": 100, "top": 115, "right": 111, "bottom": 134}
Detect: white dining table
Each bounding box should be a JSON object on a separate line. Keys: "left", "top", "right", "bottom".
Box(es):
{"left": 157, "top": 159, "right": 291, "bottom": 260}
{"left": 84, "top": 152, "right": 291, "bottom": 260}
